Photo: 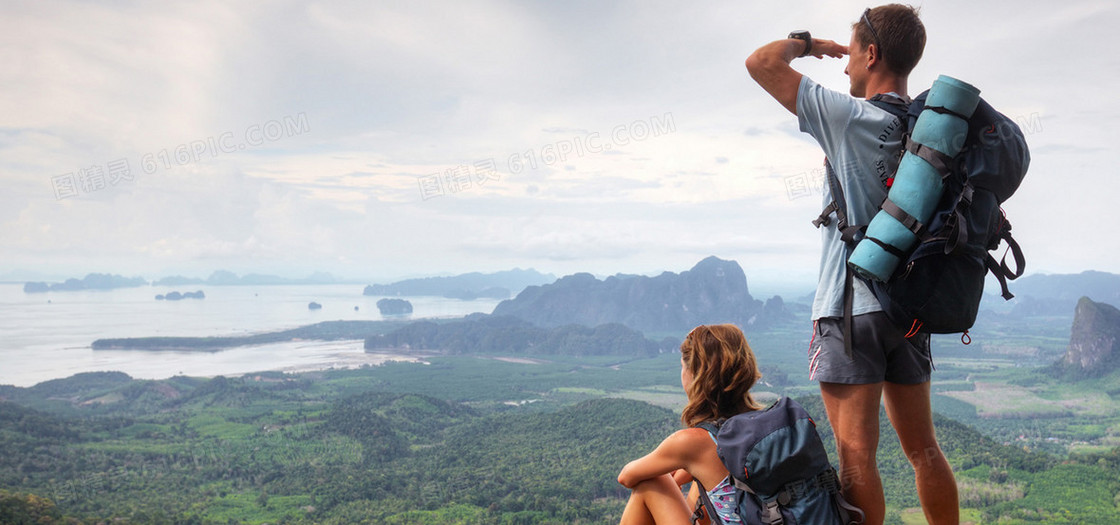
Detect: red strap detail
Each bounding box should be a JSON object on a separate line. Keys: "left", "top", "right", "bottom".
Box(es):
{"left": 961, "top": 330, "right": 971, "bottom": 345}
{"left": 903, "top": 320, "right": 923, "bottom": 338}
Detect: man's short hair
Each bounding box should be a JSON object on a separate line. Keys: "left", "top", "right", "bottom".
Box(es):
{"left": 853, "top": 4, "right": 926, "bottom": 76}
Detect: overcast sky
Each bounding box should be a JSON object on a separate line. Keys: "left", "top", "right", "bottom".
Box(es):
{"left": 1, "top": 0, "right": 1115, "bottom": 290}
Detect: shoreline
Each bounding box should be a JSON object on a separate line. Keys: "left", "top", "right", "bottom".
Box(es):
{"left": 90, "top": 319, "right": 405, "bottom": 351}
{"left": 2, "top": 340, "right": 433, "bottom": 389}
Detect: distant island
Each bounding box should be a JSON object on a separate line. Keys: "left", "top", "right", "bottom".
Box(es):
{"left": 142, "top": 268, "right": 555, "bottom": 293}
{"left": 22, "top": 270, "right": 358, "bottom": 292}
{"left": 363, "top": 268, "right": 554, "bottom": 299}
{"left": 156, "top": 290, "right": 205, "bottom": 301}
{"left": 23, "top": 273, "right": 147, "bottom": 293}
{"left": 377, "top": 298, "right": 413, "bottom": 315}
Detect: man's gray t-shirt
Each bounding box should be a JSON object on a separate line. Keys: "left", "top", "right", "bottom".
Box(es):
{"left": 796, "top": 76, "right": 906, "bottom": 320}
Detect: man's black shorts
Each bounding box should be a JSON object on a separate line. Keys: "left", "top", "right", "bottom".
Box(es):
{"left": 808, "top": 311, "right": 932, "bottom": 384}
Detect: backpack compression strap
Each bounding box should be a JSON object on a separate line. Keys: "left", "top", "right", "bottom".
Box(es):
{"left": 904, "top": 135, "right": 956, "bottom": 179}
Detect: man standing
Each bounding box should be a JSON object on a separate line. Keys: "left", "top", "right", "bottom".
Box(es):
{"left": 745, "top": 5, "right": 958, "bottom": 525}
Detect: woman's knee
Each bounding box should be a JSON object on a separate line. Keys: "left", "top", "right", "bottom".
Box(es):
{"left": 622, "top": 475, "right": 691, "bottom": 525}
{"left": 633, "top": 474, "right": 678, "bottom": 495}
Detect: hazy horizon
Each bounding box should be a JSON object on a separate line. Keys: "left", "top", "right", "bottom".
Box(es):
{"left": 0, "top": 256, "right": 816, "bottom": 299}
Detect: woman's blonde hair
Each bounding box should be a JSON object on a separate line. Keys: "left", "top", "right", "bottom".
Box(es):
{"left": 680, "top": 324, "right": 763, "bottom": 427}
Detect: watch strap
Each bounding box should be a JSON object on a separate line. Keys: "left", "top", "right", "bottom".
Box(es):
{"left": 788, "top": 31, "right": 812, "bottom": 57}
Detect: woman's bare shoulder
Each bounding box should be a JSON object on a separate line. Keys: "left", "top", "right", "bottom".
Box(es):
{"left": 663, "top": 427, "right": 716, "bottom": 455}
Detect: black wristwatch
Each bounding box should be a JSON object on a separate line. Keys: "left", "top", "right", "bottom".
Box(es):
{"left": 788, "top": 30, "right": 812, "bottom": 57}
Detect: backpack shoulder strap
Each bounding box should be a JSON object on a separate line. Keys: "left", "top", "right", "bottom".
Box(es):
{"left": 813, "top": 160, "right": 866, "bottom": 246}
{"left": 811, "top": 160, "right": 863, "bottom": 361}
{"left": 869, "top": 93, "right": 911, "bottom": 122}
{"left": 821, "top": 94, "right": 912, "bottom": 361}
{"left": 816, "top": 92, "right": 911, "bottom": 235}
{"left": 690, "top": 420, "right": 731, "bottom": 525}
{"left": 690, "top": 486, "right": 719, "bottom": 525}
{"left": 696, "top": 420, "right": 721, "bottom": 439}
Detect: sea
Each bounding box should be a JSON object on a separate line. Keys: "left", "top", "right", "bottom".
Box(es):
{"left": 0, "top": 283, "right": 501, "bottom": 388}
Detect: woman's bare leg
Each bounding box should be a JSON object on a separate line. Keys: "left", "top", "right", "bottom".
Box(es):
{"left": 619, "top": 474, "right": 693, "bottom": 525}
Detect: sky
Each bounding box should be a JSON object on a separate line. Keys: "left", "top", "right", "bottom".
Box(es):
{"left": 1, "top": 0, "right": 1116, "bottom": 291}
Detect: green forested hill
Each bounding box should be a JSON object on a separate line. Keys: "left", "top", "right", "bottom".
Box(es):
{"left": 1, "top": 361, "right": 1118, "bottom": 524}
{"left": 365, "top": 314, "right": 672, "bottom": 357}
{"left": 0, "top": 368, "right": 679, "bottom": 524}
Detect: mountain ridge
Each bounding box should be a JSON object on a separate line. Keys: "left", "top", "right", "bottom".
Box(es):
{"left": 491, "top": 256, "right": 772, "bottom": 333}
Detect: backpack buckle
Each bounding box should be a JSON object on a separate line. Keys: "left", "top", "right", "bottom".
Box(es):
{"left": 761, "top": 501, "right": 784, "bottom": 525}
{"left": 813, "top": 202, "right": 838, "bottom": 228}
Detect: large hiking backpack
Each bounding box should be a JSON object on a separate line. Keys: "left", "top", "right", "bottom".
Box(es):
{"left": 693, "top": 397, "right": 863, "bottom": 525}
{"left": 814, "top": 88, "right": 1029, "bottom": 344}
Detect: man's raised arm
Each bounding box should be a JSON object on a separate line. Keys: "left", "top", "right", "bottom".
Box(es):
{"left": 745, "top": 37, "right": 847, "bottom": 115}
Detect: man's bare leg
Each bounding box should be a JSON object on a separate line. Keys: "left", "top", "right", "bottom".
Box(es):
{"left": 884, "top": 381, "right": 959, "bottom": 525}
{"left": 820, "top": 381, "right": 886, "bottom": 525}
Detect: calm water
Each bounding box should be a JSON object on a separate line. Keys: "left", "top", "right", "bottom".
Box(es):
{"left": 0, "top": 283, "right": 500, "bottom": 387}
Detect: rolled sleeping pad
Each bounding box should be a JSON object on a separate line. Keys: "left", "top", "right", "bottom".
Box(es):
{"left": 848, "top": 75, "right": 981, "bottom": 282}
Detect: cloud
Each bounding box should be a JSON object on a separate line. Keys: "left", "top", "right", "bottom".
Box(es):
{"left": 0, "top": 0, "right": 1117, "bottom": 282}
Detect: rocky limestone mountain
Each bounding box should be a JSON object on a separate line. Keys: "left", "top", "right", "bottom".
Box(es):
{"left": 1060, "top": 297, "right": 1120, "bottom": 377}
{"left": 24, "top": 273, "right": 147, "bottom": 293}
{"left": 758, "top": 295, "right": 797, "bottom": 326}
{"left": 490, "top": 256, "right": 764, "bottom": 333}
